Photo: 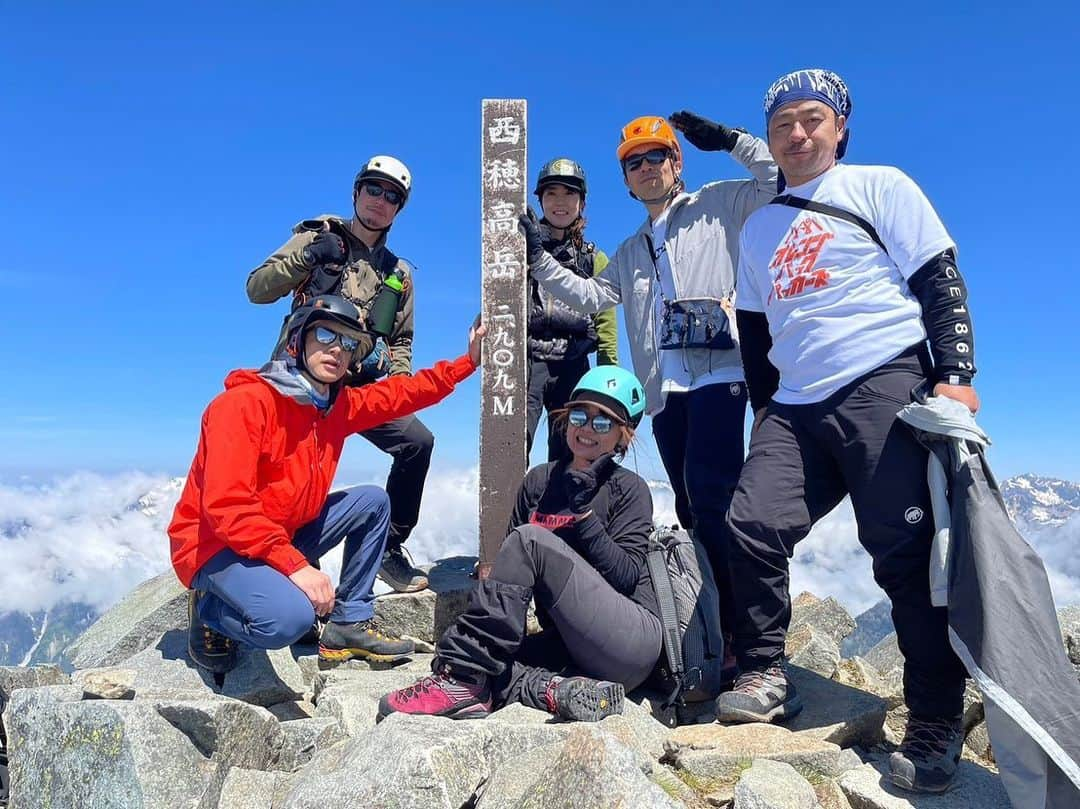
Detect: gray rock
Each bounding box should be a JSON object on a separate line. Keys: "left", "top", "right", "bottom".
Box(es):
{"left": 964, "top": 719, "right": 993, "bottom": 762}
{"left": 837, "top": 760, "right": 1009, "bottom": 808}
{"left": 1059, "top": 605, "right": 1080, "bottom": 665}
{"left": 5, "top": 687, "right": 215, "bottom": 809}
{"left": 272, "top": 716, "right": 346, "bottom": 772}
{"left": 666, "top": 723, "right": 843, "bottom": 782}
{"left": 473, "top": 741, "right": 562, "bottom": 809}
{"left": 268, "top": 700, "right": 316, "bottom": 721}
{"left": 842, "top": 600, "right": 894, "bottom": 659}
{"left": 791, "top": 592, "right": 857, "bottom": 647}
{"left": 733, "top": 759, "right": 820, "bottom": 809}
{"left": 283, "top": 712, "right": 569, "bottom": 808}
{"left": 151, "top": 695, "right": 285, "bottom": 805}
{"left": 787, "top": 624, "right": 842, "bottom": 678}
{"left": 374, "top": 556, "right": 476, "bottom": 643}
{"left": 218, "top": 768, "right": 295, "bottom": 809}
{"left": 0, "top": 665, "right": 69, "bottom": 700}
{"left": 220, "top": 645, "right": 306, "bottom": 707}
{"left": 814, "top": 779, "right": 853, "bottom": 809}
{"left": 831, "top": 658, "right": 902, "bottom": 709}
{"left": 109, "top": 629, "right": 213, "bottom": 695}
{"left": 785, "top": 665, "right": 887, "bottom": 748}
{"left": 864, "top": 634, "right": 903, "bottom": 680}
{"left": 312, "top": 668, "right": 424, "bottom": 736}
{"left": 513, "top": 725, "right": 680, "bottom": 809}
{"left": 73, "top": 667, "right": 137, "bottom": 700}
{"left": 66, "top": 570, "right": 188, "bottom": 669}
{"left": 835, "top": 748, "right": 865, "bottom": 774}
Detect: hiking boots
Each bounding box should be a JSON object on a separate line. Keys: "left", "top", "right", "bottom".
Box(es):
{"left": 714, "top": 662, "right": 803, "bottom": 723}
{"left": 543, "top": 676, "right": 625, "bottom": 722}
{"left": 318, "top": 618, "right": 414, "bottom": 663}
{"left": 888, "top": 715, "right": 963, "bottom": 793}
{"left": 187, "top": 590, "right": 238, "bottom": 674}
{"left": 377, "top": 667, "right": 491, "bottom": 721}
{"left": 378, "top": 546, "right": 429, "bottom": 593}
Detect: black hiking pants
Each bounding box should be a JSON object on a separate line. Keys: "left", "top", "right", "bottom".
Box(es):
{"left": 359, "top": 414, "right": 434, "bottom": 551}
{"left": 436, "top": 524, "right": 662, "bottom": 709}
{"left": 526, "top": 355, "right": 591, "bottom": 463}
{"left": 652, "top": 381, "right": 748, "bottom": 638}
{"left": 726, "top": 347, "right": 967, "bottom": 720}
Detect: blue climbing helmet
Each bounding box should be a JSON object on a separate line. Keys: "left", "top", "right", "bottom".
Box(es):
{"left": 567, "top": 366, "right": 646, "bottom": 428}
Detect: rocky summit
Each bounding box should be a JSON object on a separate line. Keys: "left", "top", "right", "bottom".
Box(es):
{"left": 2, "top": 572, "right": 1074, "bottom": 808}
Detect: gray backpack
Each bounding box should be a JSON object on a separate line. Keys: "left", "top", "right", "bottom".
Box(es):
{"left": 646, "top": 525, "right": 726, "bottom": 710}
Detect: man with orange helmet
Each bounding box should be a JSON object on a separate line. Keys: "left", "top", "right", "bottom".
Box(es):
{"left": 520, "top": 112, "right": 777, "bottom": 678}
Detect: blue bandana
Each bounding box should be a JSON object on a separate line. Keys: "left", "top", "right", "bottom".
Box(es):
{"left": 764, "top": 69, "right": 852, "bottom": 160}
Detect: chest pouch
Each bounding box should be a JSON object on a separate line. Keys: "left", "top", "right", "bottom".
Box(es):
{"left": 658, "top": 297, "right": 735, "bottom": 351}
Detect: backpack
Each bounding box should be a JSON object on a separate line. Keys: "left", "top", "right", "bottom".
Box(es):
{"left": 646, "top": 525, "right": 726, "bottom": 713}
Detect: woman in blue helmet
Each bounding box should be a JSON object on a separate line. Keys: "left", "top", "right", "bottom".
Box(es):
{"left": 380, "top": 366, "right": 661, "bottom": 722}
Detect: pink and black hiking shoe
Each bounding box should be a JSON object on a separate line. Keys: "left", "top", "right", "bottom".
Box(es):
{"left": 377, "top": 668, "right": 491, "bottom": 722}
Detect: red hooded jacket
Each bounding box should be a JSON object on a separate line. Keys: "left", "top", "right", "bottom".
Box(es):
{"left": 168, "top": 354, "right": 475, "bottom": 587}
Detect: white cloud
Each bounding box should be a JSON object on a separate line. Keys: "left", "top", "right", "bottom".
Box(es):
{"left": 1, "top": 468, "right": 1076, "bottom": 619}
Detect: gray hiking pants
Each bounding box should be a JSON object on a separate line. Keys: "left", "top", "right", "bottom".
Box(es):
{"left": 437, "top": 524, "right": 662, "bottom": 708}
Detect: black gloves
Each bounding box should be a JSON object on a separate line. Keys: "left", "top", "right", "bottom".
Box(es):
{"left": 517, "top": 209, "right": 546, "bottom": 267}
{"left": 302, "top": 232, "right": 347, "bottom": 268}
{"left": 669, "top": 111, "right": 742, "bottom": 152}
{"left": 564, "top": 453, "right": 616, "bottom": 515}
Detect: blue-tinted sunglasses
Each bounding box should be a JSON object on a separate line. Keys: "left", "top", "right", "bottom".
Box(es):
{"left": 358, "top": 181, "right": 404, "bottom": 206}
{"left": 622, "top": 148, "right": 671, "bottom": 172}
{"left": 313, "top": 325, "right": 360, "bottom": 352}
{"left": 567, "top": 408, "right": 621, "bottom": 434}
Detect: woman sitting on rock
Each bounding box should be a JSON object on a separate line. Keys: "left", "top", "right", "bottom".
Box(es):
{"left": 168, "top": 295, "right": 483, "bottom": 674}
{"left": 379, "top": 365, "right": 662, "bottom": 722}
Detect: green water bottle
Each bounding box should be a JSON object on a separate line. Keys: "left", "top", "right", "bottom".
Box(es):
{"left": 367, "top": 269, "right": 405, "bottom": 337}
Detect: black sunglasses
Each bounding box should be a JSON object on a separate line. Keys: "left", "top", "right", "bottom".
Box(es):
{"left": 312, "top": 326, "right": 360, "bottom": 352}
{"left": 358, "top": 181, "right": 404, "bottom": 206}
{"left": 622, "top": 148, "right": 671, "bottom": 172}
{"left": 567, "top": 408, "right": 621, "bottom": 434}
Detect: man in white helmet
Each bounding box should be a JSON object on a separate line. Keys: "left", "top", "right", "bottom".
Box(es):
{"left": 247, "top": 156, "right": 432, "bottom": 594}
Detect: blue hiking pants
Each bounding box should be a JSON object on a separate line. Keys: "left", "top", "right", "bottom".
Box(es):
{"left": 191, "top": 485, "right": 391, "bottom": 650}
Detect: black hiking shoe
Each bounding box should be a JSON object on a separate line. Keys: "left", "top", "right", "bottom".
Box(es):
{"left": 888, "top": 715, "right": 963, "bottom": 793}
{"left": 714, "top": 662, "right": 802, "bottom": 724}
{"left": 318, "top": 618, "right": 414, "bottom": 664}
{"left": 187, "top": 590, "right": 238, "bottom": 674}
{"left": 544, "top": 676, "right": 625, "bottom": 722}
{"left": 378, "top": 546, "right": 429, "bottom": 593}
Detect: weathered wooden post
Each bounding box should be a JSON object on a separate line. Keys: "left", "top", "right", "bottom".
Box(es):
{"left": 478, "top": 99, "right": 528, "bottom": 578}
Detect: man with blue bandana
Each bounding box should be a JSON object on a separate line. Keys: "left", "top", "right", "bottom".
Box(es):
{"left": 717, "top": 68, "right": 979, "bottom": 795}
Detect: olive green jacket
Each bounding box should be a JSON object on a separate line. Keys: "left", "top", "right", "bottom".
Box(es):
{"left": 592, "top": 250, "right": 619, "bottom": 366}
{"left": 246, "top": 215, "right": 415, "bottom": 376}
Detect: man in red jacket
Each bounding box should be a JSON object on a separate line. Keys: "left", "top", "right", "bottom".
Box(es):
{"left": 169, "top": 295, "right": 483, "bottom": 673}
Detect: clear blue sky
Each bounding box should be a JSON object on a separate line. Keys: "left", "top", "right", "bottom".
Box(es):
{"left": 2, "top": 2, "right": 1078, "bottom": 482}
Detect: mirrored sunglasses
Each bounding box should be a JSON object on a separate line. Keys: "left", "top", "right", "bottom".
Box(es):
{"left": 359, "top": 181, "right": 404, "bottom": 206}
{"left": 622, "top": 148, "right": 671, "bottom": 172}
{"left": 313, "top": 325, "right": 360, "bottom": 352}
{"left": 567, "top": 408, "right": 618, "bottom": 434}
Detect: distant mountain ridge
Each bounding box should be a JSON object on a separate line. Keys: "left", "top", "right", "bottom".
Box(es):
{"left": 0, "top": 477, "right": 182, "bottom": 669}
{"left": 1000, "top": 474, "right": 1080, "bottom": 528}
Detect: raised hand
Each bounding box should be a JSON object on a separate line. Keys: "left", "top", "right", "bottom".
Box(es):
{"left": 564, "top": 452, "right": 617, "bottom": 515}
{"left": 669, "top": 111, "right": 741, "bottom": 152}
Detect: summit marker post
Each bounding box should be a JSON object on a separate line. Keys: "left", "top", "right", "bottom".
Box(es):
{"left": 478, "top": 99, "right": 528, "bottom": 577}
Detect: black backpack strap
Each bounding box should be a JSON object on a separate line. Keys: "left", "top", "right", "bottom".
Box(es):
{"left": 770, "top": 195, "right": 888, "bottom": 256}
{"left": 646, "top": 527, "right": 686, "bottom": 708}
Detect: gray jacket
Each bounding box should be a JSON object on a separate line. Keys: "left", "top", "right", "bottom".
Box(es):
{"left": 900, "top": 398, "right": 1080, "bottom": 809}
{"left": 530, "top": 133, "right": 777, "bottom": 414}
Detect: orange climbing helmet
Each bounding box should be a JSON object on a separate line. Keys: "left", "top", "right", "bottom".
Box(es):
{"left": 616, "top": 116, "right": 682, "bottom": 163}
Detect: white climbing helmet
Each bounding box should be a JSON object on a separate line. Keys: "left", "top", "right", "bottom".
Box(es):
{"left": 355, "top": 155, "right": 412, "bottom": 206}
